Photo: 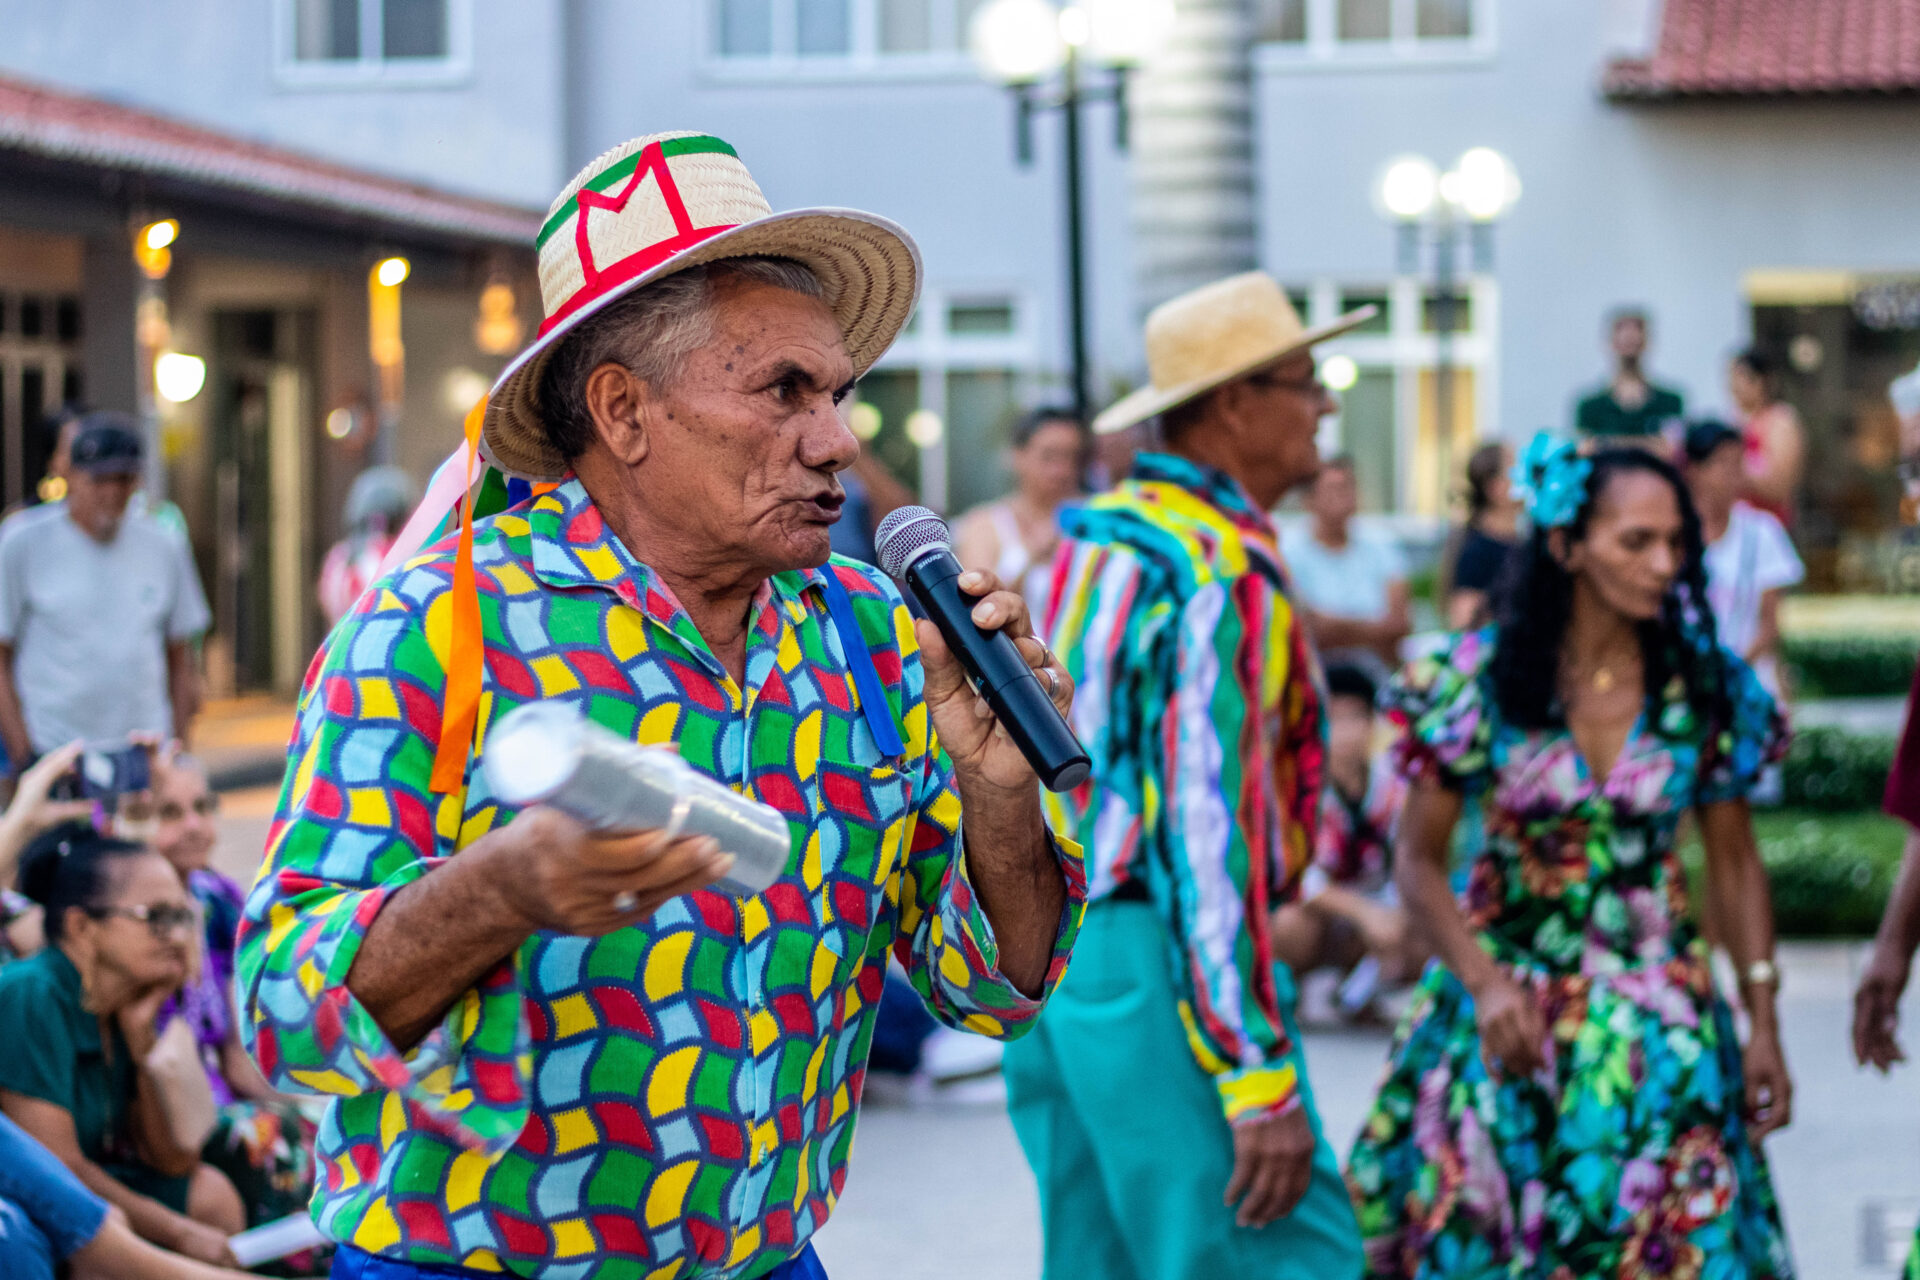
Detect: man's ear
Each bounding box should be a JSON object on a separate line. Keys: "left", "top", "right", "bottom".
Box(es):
{"left": 1211, "top": 378, "right": 1255, "bottom": 440}
{"left": 583, "top": 363, "right": 656, "bottom": 466}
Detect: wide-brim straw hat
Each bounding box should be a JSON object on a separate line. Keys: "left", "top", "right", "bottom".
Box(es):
{"left": 1093, "top": 271, "right": 1377, "bottom": 435}
{"left": 484, "top": 131, "right": 921, "bottom": 479}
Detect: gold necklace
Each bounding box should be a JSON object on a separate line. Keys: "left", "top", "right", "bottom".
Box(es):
{"left": 1568, "top": 650, "right": 1638, "bottom": 697}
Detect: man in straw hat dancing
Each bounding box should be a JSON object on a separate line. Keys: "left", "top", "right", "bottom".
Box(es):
{"left": 237, "top": 132, "right": 1086, "bottom": 1280}
{"left": 1007, "top": 271, "right": 1372, "bottom": 1278}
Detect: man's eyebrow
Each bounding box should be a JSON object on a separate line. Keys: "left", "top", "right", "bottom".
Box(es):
{"left": 754, "top": 357, "right": 855, "bottom": 393}
{"left": 755, "top": 359, "right": 823, "bottom": 385}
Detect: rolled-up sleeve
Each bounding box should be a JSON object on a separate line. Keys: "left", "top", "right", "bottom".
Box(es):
{"left": 235, "top": 576, "right": 532, "bottom": 1153}
{"left": 885, "top": 601, "right": 1086, "bottom": 1039}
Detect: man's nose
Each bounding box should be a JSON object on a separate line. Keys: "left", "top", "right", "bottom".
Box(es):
{"left": 805, "top": 398, "right": 860, "bottom": 472}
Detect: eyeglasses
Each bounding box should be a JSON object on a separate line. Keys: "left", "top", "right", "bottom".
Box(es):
{"left": 155, "top": 795, "right": 220, "bottom": 823}
{"left": 1246, "top": 371, "right": 1332, "bottom": 400}
{"left": 91, "top": 902, "right": 199, "bottom": 939}
{"left": 119, "top": 793, "right": 219, "bottom": 825}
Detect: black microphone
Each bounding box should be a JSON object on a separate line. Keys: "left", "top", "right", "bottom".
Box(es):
{"left": 876, "top": 506, "right": 1091, "bottom": 793}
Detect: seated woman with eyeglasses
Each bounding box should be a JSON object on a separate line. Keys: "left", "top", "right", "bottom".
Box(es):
{"left": 0, "top": 830, "right": 244, "bottom": 1267}
{"left": 122, "top": 753, "right": 323, "bottom": 1261}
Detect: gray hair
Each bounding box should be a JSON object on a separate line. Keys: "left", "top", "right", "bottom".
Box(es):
{"left": 535, "top": 256, "right": 827, "bottom": 460}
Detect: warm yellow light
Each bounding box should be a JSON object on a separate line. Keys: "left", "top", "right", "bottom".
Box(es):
{"left": 369, "top": 264, "right": 405, "bottom": 368}
{"left": 1321, "top": 355, "right": 1360, "bottom": 392}
{"left": 154, "top": 352, "right": 206, "bottom": 404}
{"left": 1378, "top": 155, "right": 1440, "bottom": 221}
{"left": 848, "top": 402, "right": 883, "bottom": 441}
{"left": 905, "top": 409, "right": 945, "bottom": 448}
{"left": 441, "top": 367, "right": 492, "bottom": 416}
{"left": 970, "top": 0, "right": 1068, "bottom": 84}
{"left": 473, "top": 281, "right": 523, "bottom": 355}
{"left": 143, "top": 219, "right": 179, "bottom": 252}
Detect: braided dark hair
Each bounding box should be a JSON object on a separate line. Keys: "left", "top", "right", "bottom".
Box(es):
{"left": 1490, "top": 447, "right": 1731, "bottom": 736}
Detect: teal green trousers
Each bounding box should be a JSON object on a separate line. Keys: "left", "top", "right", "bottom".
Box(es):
{"left": 1005, "top": 901, "right": 1363, "bottom": 1280}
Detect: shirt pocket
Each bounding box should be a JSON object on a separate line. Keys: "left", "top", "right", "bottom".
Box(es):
{"left": 810, "top": 758, "right": 915, "bottom": 961}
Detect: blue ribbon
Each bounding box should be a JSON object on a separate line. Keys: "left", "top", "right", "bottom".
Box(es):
{"left": 819, "top": 568, "right": 907, "bottom": 759}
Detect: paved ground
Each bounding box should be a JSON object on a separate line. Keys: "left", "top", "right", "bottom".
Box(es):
{"left": 213, "top": 796, "right": 1920, "bottom": 1280}
{"left": 806, "top": 944, "right": 1920, "bottom": 1280}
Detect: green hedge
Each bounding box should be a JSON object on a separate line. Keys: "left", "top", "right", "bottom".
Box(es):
{"left": 1755, "top": 811, "right": 1906, "bottom": 937}
{"left": 1782, "top": 634, "right": 1917, "bottom": 700}
{"left": 1683, "top": 809, "right": 1910, "bottom": 938}
{"left": 1779, "top": 726, "right": 1898, "bottom": 811}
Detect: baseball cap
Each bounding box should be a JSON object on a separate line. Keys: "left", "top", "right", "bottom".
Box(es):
{"left": 1681, "top": 418, "right": 1741, "bottom": 465}
{"left": 69, "top": 413, "right": 144, "bottom": 476}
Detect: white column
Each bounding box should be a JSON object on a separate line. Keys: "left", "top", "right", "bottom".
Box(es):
{"left": 1129, "top": 0, "right": 1259, "bottom": 314}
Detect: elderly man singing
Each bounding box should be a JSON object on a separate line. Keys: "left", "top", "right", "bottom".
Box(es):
{"left": 238, "top": 133, "right": 1083, "bottom": 1280}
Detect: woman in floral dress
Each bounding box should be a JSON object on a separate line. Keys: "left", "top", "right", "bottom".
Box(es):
{"left": 1346, "top": 439, "right": 1796, "bottom": 1279}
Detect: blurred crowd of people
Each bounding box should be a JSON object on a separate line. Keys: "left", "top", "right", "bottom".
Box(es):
{"left": 0, "top": 408, "right": 310, "bottom": 1277}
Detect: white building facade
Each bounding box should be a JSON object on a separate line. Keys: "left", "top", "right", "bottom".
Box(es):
{"left": 7, "top": 0, "right": 1916, "bottom": 585}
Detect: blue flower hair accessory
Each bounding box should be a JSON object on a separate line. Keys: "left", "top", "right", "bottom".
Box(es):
{"left": 1510, "top": 431, "right": 1592, "bottom": 529}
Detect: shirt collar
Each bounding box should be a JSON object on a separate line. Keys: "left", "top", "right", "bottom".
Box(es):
{"left": 1126, "top": 450, "right": 1278, "bottom": 541}
{"left": 526, "top": 478, "right": 827, "bottom": 642}
{"left": 38, "top": 946, "right": 102, "bottom": 1052}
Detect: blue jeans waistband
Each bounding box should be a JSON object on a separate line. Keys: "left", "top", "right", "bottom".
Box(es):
{"left": 330, "top": 1242, "right": 827, "bottom": 1280}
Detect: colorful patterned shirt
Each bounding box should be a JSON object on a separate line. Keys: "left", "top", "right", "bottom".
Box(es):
{"left": 1041, "top": 452, "right": 1323, "bottom": 1122}
{"left": 236, "top": 478, "right": 1085, "bottom": 1279}
{"left": 1305, "top": 757, "right": 1405, "bottom": 900}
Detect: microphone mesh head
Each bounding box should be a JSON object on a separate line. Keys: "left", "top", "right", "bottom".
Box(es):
{"left": 875, "top": 505, "right": 951, "bottom": 578}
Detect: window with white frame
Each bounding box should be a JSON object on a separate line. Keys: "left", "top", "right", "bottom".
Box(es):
{"left": 713, "top": 0, "right": 988, "bottom": 67}
{"left": 1256, "top": 0, "right": 1492, "bottom": 61}
{"left": 855, "top": 288, "right": 1035, "bottom": 515}
{"left": 1289, "top": 276, "right": 1499, "bottom": 521}
{"left": 276, "top": 0, "right": 470, "bottom": 85}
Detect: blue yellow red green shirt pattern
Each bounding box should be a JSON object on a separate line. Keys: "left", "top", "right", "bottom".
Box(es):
{"left": 1040, "top": 452, "right": 1323, "bottom": 1122}
{"left": 235, "top": 478, "right": 1086, "bottom": 1279}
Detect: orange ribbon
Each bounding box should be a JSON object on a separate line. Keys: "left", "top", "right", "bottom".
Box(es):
{"left": 429, "top": 397, "right": 488, "bottom": 794}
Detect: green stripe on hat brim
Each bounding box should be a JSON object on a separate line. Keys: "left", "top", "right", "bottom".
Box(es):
{"left": 534, "top": 135, "right": 740, "bottom": 250}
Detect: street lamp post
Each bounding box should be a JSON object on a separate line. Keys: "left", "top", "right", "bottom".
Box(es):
{"left": 1377, "top": 148, "right": 1520, "bottom": 498}
{"left": 971, "top": 0, "right": 1172, "bottom": 423}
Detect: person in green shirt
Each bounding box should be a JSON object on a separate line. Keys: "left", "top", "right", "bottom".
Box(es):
{"left": 0, "top": 830, "right": 243, "bottom": 1267}
{"left": 1574, "top": 307, "right": 1686, "bottom": 439}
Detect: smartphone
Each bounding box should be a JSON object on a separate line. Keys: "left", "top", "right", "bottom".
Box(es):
{"left": 50, "top": 744, "right": 152, "bottom": 804}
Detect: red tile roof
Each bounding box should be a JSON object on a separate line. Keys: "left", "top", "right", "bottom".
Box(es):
{"left": 0, "top": 71, "right": 541, "bottom": 243}
{"left": 1605, "top": 0, "right": 1920, "bottom": 99}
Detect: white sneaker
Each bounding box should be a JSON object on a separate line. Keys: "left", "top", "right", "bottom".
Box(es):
{"left": 1338, "top": 955, "right": 1383, "bottom": 1018}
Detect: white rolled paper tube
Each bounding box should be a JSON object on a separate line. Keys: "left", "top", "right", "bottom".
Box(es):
{"left": 229, "top": 1214, "right": 327, "bottom": 1268}
{"left": 483, "top": 701, "right": 792, "bottom": 896}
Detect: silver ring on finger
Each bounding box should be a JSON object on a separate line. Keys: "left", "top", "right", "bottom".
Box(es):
{"left": 1041, "top": 666, "right": 1059, "bottom": 699}
{"left": 611, "top": 890, "right": 639, "bottom": 914}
